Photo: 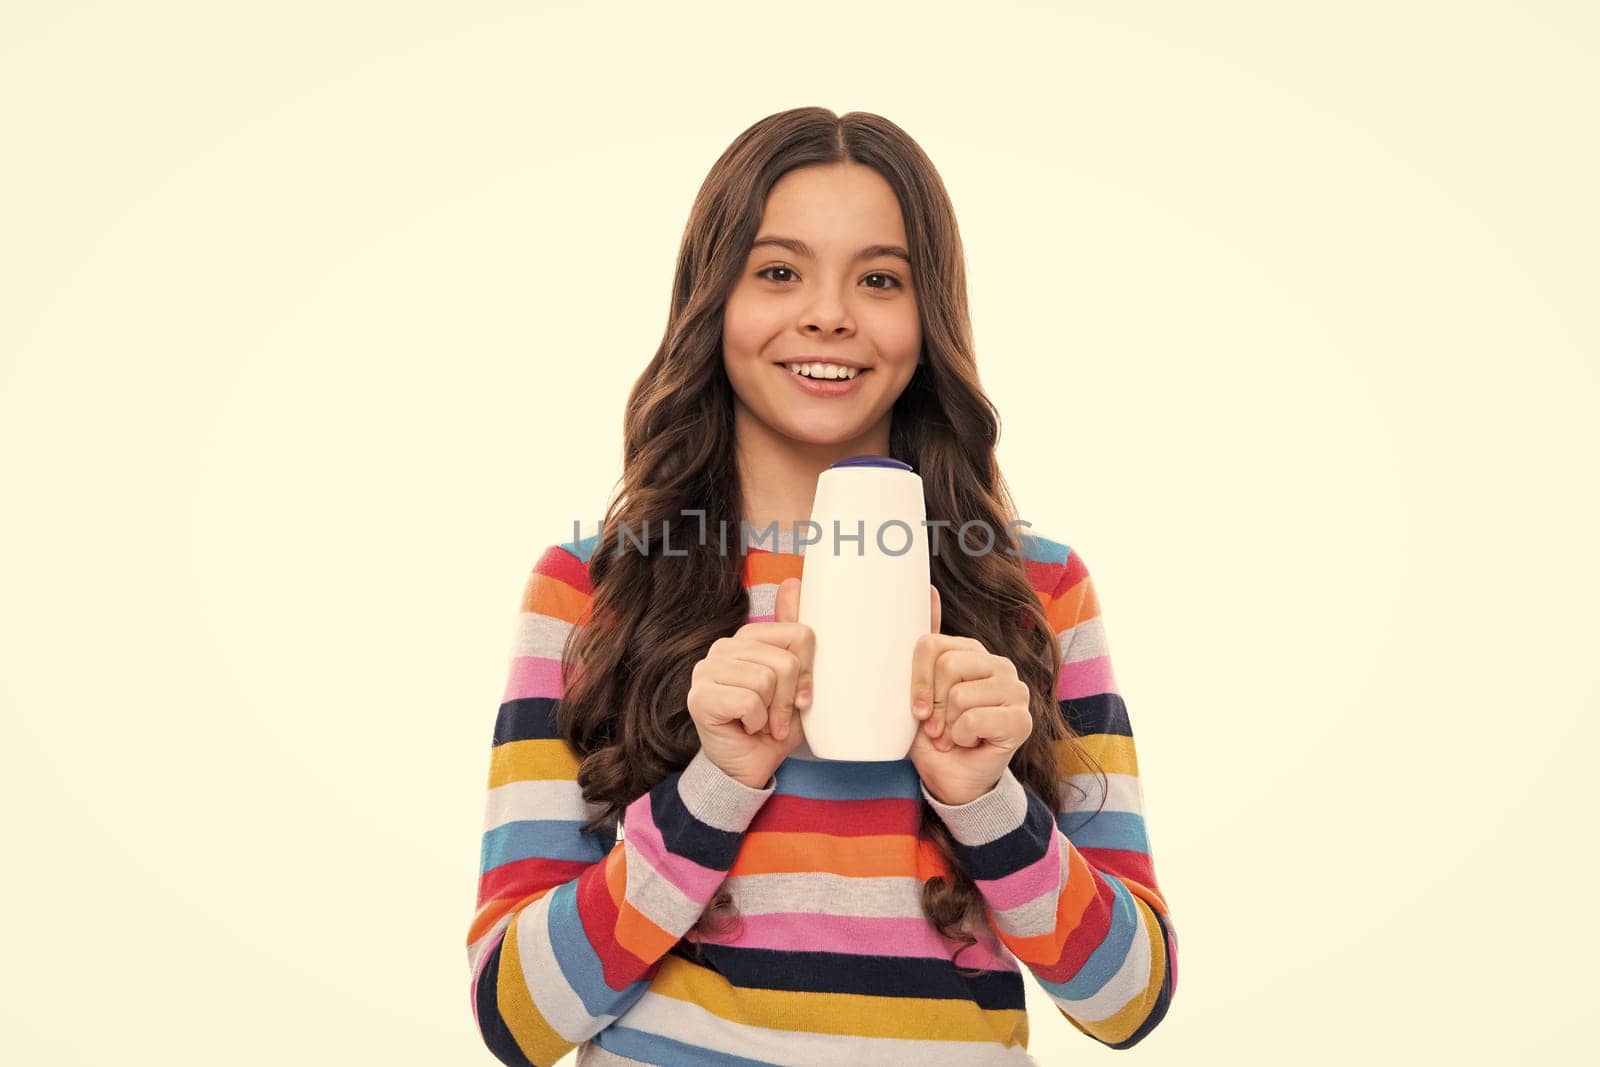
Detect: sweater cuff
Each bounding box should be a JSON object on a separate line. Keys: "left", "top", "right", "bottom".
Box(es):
{"left": 921, "top": 766, "right": 1030, "bottom": 847}
{"left": 677, "top": 748, "right": 777, "bottom": 833}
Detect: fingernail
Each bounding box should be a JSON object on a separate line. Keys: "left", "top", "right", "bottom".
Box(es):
{"left": 775, "top": 722, "right": 788, "bottom": 740}
{"left": 796, "top": 688, "right": 811, "bottom": 709}
{"left": 912, "top": 698, "right": 928, "bottom": 719}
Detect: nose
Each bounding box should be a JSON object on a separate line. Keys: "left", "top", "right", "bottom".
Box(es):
{"left": 800, "top": 295, "right": 854, "bottom": 337}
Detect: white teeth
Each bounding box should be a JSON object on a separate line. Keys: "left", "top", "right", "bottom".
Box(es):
{"left": 787, "top": 362, "right": 858, "bottom": 380}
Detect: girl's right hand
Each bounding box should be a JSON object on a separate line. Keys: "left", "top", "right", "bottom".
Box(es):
{"left": 686, "top": 577, "right": 814, "bottom": 789}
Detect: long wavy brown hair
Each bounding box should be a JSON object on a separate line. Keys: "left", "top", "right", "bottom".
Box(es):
{"left": 555, "top": 107, "right": 1105, "bottom": 967}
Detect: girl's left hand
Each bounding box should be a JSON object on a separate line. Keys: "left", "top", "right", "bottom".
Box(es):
{"left": 909, "top": 585, "right": 1035, "bottom": 807}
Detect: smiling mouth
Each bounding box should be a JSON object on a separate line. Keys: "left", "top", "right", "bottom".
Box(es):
{"left": 780, "top": 363, "right": 870, "bottom": 382}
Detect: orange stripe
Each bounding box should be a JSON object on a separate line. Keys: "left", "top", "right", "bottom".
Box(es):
{"left": 604, "top": 843, "right": 679, "bottom": 961}
{"left": 1004, "top": 845, "right": 1101, "bottom": 964}
{"left": 604, "top": 845, "right": 627, "bottom": 906}
{"left": 468, "top": 888, "right": 552, "bottom": 945}
{"left": 521, "top": 572, "right": 590, "bottom": 626}
{"left": 1118, "top": 876, "right": 1170, "bottom": 918}
{"left": 615, "top": 899, "right": 678, "bottom": 962}
{"left": 729, "top": 832, "right": 918, "bottom": 877}
{"left": 746, "top": 552, "right": 803, "bottom": 587}
{"left": 1048, "top": 572, "right": 1100, "bottom": 635}
{"left": 913, "top": 834, "right": 954, "bottom": 881}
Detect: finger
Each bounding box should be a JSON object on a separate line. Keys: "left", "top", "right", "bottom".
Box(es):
{"left": 929, "top": 583, "right": 941, "bottom": 634}
{"left": 909, "top": 632, "right": 945, "bottom": 722}
{"left": 707, "top": 657, "right": 777, "bottom": 733}
{"left": 928, "top": 643, "right": 992, "bottom": 740}
{"left": 777, "top": 575, "right": 819, "bottom": 710}
{"left": 945, "top": 675, "right": 1017, "bottom": 719}
{"left": 911, "top": 634, "right": 981, "bottom": 729}
{"left": 698, "top": 683, "right": 769, "bottom": 736}
{"left": 946, "top": 705, "right": 1034, "bottom": 750}
{"left": 774, "top": 576, "right": 801, "bottom": 624}
{"left": 721, "top": 639, "right": 801, "bottom": 741}
{"left": 942, "top": 672, "right": 1028, "bottom": 745}
{"left": 763, "top": 578, "right": 813, "bottom": 710}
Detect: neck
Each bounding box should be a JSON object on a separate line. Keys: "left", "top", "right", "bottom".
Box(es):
{"left": 732, "top": 402, "right": 893, "bottom": 531}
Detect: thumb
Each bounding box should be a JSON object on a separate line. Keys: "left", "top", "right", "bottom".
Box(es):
{"left": 929, "top": 583, "right": 941, "bottom": 633}
{"left": 775, "top": 576, "right": 801, "bottom": 624}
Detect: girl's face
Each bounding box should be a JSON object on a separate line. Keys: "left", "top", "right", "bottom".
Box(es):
{"left": 721, "top": 162, "right": 922, "bottom": 453}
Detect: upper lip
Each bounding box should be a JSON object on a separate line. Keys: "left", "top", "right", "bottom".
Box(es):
{"left": 778, "top": 356, "right": 870, "bottom": 370}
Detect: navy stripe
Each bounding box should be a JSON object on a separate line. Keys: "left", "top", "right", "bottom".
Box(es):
{"left": 648, "top": 768, "right": 745, "bottom": 870}
{"left": 681, "top": 943, "right": 1026, "bottom": 1011}
{"left": 1058, "top": 692, "right": 1131, "bottom": 738}
{"left": 473, "top": 935, "right": 540, "bottom": 1066}
{"left": 953, "top": 788, "right": 1055, "bottom": 882}
{"left": 493, "top": 697, "right": 562, "bottom": 745}
{"left": 1106, "top": 906, "right": 1175, "bottom": 1049}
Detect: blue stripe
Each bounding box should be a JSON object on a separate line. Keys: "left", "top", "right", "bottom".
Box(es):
{"left": 773, "top": 756, "right": 922, "bottom": 800}
{"left": 1056, "top": 809, "right": 1150, "bottom": 854}
{"left": 561, "top": 526, "right": 602, "bottom": 563}
{"left": 543, "top": 879, "right": 651, "bottom": 1019}
{"left": 1031, "top": 872, "right": 1140, "bottom": 1000}
{"left": 1017, "top": 531, "right": 1070, "bottom": 565}
{"left": 480, "top": 820, "right": 607, "bottom": 871}
{"left": 596, "top": 1025, "right": 784, "bottom": 1066}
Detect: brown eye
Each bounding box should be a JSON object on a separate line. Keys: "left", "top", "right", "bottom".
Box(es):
{"left": 863, "top": 272, "right": 903, "bottom": 290}
{"left": 757, "top": 266, "right": 796, "bottom": 283}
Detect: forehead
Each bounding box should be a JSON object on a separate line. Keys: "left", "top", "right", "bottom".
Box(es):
{"left": 757, "top": 163, "right": 909, "bottom": 247}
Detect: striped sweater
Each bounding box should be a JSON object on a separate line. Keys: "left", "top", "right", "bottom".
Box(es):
{"left": 467, "top": 526, "right": 1177, "bottom": 1065}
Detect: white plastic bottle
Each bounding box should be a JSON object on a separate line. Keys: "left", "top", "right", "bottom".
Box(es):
{"left": 797, "top": 455, "right": 931, "bottom": 761}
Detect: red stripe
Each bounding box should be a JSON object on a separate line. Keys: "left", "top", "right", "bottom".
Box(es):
{"left": 1022, "top": 557, "right": 1060, "bottom": 592}
{"left": 748, "top": 795, "right": 923, "bottom": 837}
{"left": 1079, "top": 847, "right": 1158, "bottom": 892}
{"left": 478, "top": 855, "right": 591, "bottom": 904}
{"left": 1028, "top": 869, "right": 1118, "bottom": 983}
{"left": 1058, "top": 549, "right": 1088, "bottom": 593}
{"left": 536, "top": 542, "right": 593, "bottom": 594}
{"left": 575, "top": 856, "right": 654, "bottom": 989}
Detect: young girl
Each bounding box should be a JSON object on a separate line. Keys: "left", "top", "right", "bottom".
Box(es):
{"left": 466, "top": 108, "right": 1177, "bottom": 1066}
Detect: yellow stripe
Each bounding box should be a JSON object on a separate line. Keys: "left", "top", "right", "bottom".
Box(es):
{"left": 497, "top": 911, "right": 575, "bottom": 1064}
{"left": 1055, "top": 734, "right": 1139, "bottom": 778}
{"left": 489, "top": 738, "right": 581, "bottom": 787}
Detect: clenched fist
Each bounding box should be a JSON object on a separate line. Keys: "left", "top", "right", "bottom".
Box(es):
{"left": 686, "top": 577, "right": 815, "bottom": 788}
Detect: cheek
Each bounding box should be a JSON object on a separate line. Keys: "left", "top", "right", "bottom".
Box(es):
{"left": 722, "top": 291, "right": 782, "bottom": 359}
{"left": 870, "top": 305, "right": 921, "bottom": 364}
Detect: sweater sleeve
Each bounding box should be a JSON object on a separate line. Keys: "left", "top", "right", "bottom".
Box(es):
{"left": 466, "top": 543, "right": 776, "bottom": 1067}
{"left": 920, "top": 548, "right": 1178, "bottom": 1049}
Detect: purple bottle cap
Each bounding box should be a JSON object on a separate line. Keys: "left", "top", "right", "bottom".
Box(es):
{"left": 828, "top": 454, "right": 913, "bottom": 472}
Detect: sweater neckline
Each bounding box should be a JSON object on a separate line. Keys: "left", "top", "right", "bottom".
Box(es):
{"left": 741, "top": 524, "right": 806, "bottom": 556}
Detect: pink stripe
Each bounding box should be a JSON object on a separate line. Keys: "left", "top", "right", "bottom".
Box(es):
{"left": 1166, "top": 921, "right": 1179, "bottom": 995}
{"left": 505, "top": 656, "right": 564, "bottom": 701}
{"left": 1057, "top": 653, "right": 1117, "bottom": 700}
{"left": 698, "top": 912, "right": 1016, "bottom": 971}
{"left": 619, "top": 790, "right": 727, "bottom": 900}
{"left": 747, "top": 613, "right": 776, "bottom": 623}
{"left": 975, "top": 831, "right": 1062, "bottom": 911}
{"left": 468, "top": 923, "right": 510, "bottom": 1028}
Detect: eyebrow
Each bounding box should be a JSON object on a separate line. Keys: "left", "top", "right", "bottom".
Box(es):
{"left": 749, "top": 235, "right": 911, "bottom": 264}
